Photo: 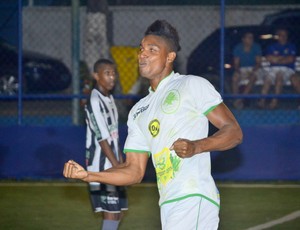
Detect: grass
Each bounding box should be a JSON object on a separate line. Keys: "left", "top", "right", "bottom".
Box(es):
{"left": 0, "top": 181, "right": 299, "bottom": 230}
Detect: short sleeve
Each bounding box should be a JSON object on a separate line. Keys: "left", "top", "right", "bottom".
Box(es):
{"left": 123, "top": 107, "right": 151, "bottom": 155}
{"left": 188, "top": 76, "right": 223, "bottom": 115}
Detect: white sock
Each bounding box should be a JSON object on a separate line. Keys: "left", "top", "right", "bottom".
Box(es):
{"left": 102, "top": 220, "right": 120, "bottom": 230}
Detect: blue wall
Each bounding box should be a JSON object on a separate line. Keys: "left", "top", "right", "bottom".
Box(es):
{"left": 0, "top": 125, "right": 299, "bottom": 181}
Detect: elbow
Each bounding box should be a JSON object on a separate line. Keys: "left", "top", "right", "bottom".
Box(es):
{"left": 127, "top": 167, "right": 145, "bottom": 185}
{"left": 127, "top": 174, "right": 144, "bottom": 186}
{"left": 235, "top": 127, "right": 243, "bottom": 146}
{"left": 135, "top": 176, "right": 144, "bottom": 184}
{"left": 133, "top": 171, "right": 145, "bottom": 184}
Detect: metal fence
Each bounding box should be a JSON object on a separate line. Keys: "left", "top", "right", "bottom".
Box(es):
{"left": 1, "top": 0, "right": 300, "bottom": 126}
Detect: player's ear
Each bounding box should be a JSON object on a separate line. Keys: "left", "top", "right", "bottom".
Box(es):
{"left": 167, "top": 52, "right": 176, "bottom": 63}
{"left": 92, "top": 72, "right": 99, "bottom": 81}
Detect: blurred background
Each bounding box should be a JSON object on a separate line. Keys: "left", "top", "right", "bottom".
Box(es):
{"left": 0, "top": 0, "right": 300, "bottom": 181}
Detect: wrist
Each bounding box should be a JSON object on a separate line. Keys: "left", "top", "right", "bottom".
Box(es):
{"left": 82, "top": 171, "right": 89, "bottom": 182}
{"left": 193, "top": 139, "right": 205, "bottom": 154}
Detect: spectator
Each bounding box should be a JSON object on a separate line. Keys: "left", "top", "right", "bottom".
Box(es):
{"left": 258, "top": 28, "right": 297, "bottom": 109}
{"left": 232, "top": 32, "right": 264, "bottom": 109}
{"left": 84, "top": 58, "right": 128, "bottom": 230}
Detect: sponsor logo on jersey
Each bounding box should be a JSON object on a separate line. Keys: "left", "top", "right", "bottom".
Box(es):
{"left": 153, "top": 147, "right": 181, "bottom": 187}
{"left": 148, "top": 119, "right": 160, "bottom": 137}
{"left": 161, "top": 90, "right": 180, "bottom": 114}
{"left": 133, "top": 105, "right": 149, "bottom": 120}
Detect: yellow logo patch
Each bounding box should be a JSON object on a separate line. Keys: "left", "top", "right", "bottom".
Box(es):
{"left": 148, "top": 119, "right": 160, "bottom": 137}
{"left": 153, "top": 147, "right": 181, "bottom": 188}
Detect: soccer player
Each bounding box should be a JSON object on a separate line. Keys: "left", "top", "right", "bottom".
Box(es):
{"left": 85, "top": 59, "right": 128, "bottom": 230}
{"left": 64, "top": 20, "right": 243, "bottom": 229}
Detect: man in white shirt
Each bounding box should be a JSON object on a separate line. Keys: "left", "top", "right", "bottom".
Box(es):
{"left": 64, "top": 20, "right": 243, "bottom": 230}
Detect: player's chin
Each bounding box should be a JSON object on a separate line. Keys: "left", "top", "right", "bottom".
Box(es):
{"left": 107, "top": 85, "right": 115, "bottom": 91}
{"left": 139, "top": 70, "right": 151, "bottom": 79}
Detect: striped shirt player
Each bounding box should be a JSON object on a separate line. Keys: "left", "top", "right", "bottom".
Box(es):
{"left": 85, "top": 87, "right": 128, "bottom": 213}
{"left": 124, "top": 72, "right": 222, "bottom": 229}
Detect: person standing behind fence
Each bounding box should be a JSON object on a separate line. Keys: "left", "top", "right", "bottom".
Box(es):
{"left": 231, "top": 32, "right": 263, "bottom": 109}
{"left": 257, "top": 28, "right": 297, "bottom": 109}
{"left": 85, "top": 58, "right": 128, "bottom": 230}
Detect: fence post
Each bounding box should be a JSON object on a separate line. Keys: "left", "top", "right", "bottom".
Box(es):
{"left": 220, "top": 0, "right": 225, "bottom": 96}
{"left": 18, "top": 0, "right": 23, "bottom": 125}
{"left": 71, "top": 0, "right": 80, "bottom": 125}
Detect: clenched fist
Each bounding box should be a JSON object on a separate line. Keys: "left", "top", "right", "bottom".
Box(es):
{"left": 63, "top": 160, "right": 88, "bottom": 180}
{"left": 170, "top": 138, "right": 196, "bottom": 158}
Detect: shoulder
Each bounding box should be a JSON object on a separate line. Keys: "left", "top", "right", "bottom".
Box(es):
{"left": 89, "top": 89, "right": 102, "bottom": 105}
{"left": 174, "top": 73, "right": 213, "bottom": 88}
{"left": 129, "top": 94, "right": 149, "bottom": 112}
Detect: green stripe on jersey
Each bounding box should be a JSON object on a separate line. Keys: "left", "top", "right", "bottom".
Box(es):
{"left": 160, "top": 193, "right": 220, "bottom": 208}
{"left": 124, "top": 149, "right": 151, "bottom": 156}
{"left": 203, "top": 103, "right": 221, "bottom": 116}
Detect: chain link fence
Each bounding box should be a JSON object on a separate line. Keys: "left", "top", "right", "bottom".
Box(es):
{"left": 0, "top": 0, "right": 300, "bottom": 126}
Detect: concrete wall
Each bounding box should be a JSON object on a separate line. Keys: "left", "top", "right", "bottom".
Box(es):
{"left": 22, "top": 5, "right": 300, "bottom": 74}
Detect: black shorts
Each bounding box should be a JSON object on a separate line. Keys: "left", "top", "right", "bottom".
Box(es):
{"left": 89, "top": 188, "right": 128, "bottom": 213}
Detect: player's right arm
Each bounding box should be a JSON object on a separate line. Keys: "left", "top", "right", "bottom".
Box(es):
{"left": 63, "top": 152, "right": 149, "bottom": 186}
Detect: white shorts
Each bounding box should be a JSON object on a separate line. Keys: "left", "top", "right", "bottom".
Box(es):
{"left": 160, "top": 196, "right": 220, "bottom": 230}
{"left": 238, "top": 67, "right": 265, "bottom": 86}
{"left": 265, "top": 66, "right": 295, "bottom": 85}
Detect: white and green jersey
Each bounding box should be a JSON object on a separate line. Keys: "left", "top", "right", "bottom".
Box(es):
{"left": 124, "top": 72, "right": 222, "bottom": 207}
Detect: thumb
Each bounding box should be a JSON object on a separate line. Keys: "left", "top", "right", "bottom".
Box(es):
{"left": 68, "top": 160, "right": 78, "bottom": 166}
{"left": 170, "top": 138, "right": 183, "bottom": 149}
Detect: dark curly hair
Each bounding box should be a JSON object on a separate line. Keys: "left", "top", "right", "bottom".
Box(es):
{"left": 145, "top": 20, "right": 181, "bottom": 52}
{"left": 93, "top": 58, "right": 114, "bottom": 73}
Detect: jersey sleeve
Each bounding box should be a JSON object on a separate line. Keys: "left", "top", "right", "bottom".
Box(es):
{"left": 188, "top": 76, "right": 223, "bottom": 115}
{"left": 88, "top": 92, "right": 110, "bottom": 142}
{"left": 123, "top": 106, "right": 151, "bottom": 155}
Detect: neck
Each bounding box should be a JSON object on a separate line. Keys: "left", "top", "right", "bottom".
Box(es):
{"left": 97, "top": 85, "right": 109, "bottom": 96}
{"left": 149, "top": 70, "right": 173, "bottom": 91}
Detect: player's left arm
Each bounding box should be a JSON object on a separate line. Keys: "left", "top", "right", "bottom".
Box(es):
{"left": 171, "top": 103, "right": 243, "bottom": 158}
